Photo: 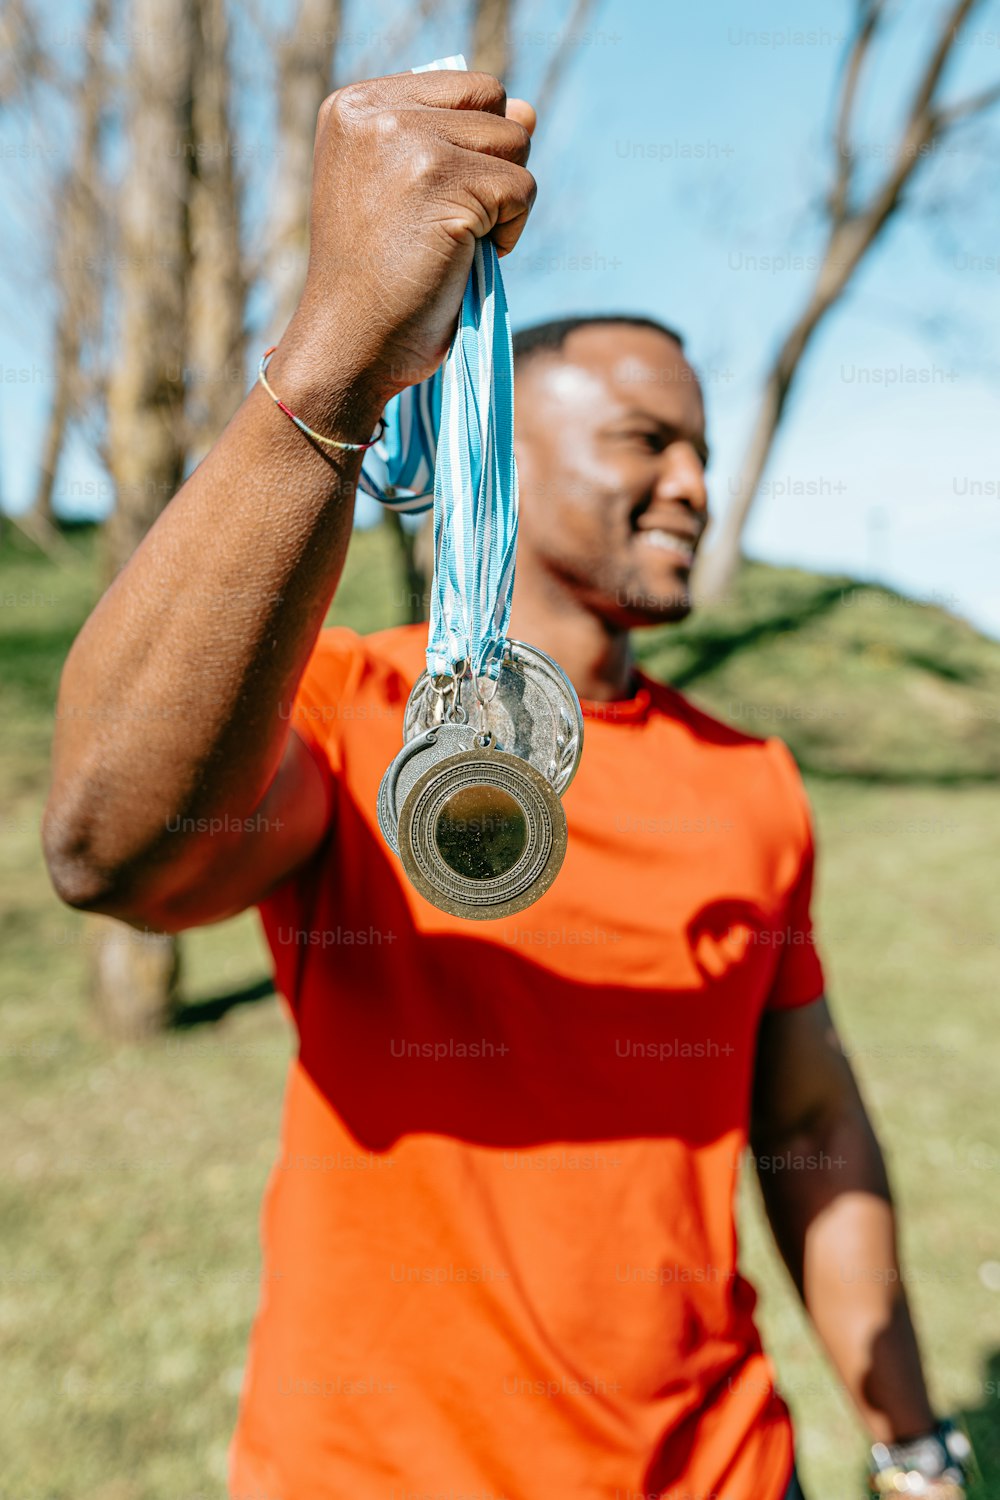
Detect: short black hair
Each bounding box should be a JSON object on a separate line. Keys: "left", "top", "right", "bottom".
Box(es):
{"left": 512, "top": 314, "right": 686, "bottom": 371}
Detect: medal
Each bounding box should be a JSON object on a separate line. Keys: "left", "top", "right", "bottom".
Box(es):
{"left": 372, "top": 55, "right": 582, "bottom": 917}
{"left": 380, "top": 666, "right": 576, "bottom": 917}
{"left": 402, "top": 639, "right": 584, "bottom": 797}
{"left": 377, "top": 722, "right": 479, "bottom": 856}
{"left": 397, "top": 730, "right": 567, "bottom": 919}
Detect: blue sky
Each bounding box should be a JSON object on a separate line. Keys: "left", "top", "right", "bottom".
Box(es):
{"left": 3, "top": 0, "right": 999, "bottom": 633}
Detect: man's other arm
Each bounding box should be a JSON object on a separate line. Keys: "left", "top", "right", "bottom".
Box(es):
{"left": 750, "top": 996, "right": 938, "bottom": 1444}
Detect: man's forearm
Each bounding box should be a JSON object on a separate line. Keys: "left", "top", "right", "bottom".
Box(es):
{"left": 43, "top": 69, "right": 538, "bottom": 914}
{"left": 755, "top": 1100, "right": 936, "bottom": 1444}
{"left": 44, "top": 329, "right": 383, "bottom": 907}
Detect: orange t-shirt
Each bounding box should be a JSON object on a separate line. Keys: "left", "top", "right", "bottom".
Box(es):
{"left": 231, "top": 623, "right": 825, "bottom": 1500}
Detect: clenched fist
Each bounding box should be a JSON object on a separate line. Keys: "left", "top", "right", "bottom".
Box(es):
{"left": 283, "top": 69, "right": 536, "bottom": 413}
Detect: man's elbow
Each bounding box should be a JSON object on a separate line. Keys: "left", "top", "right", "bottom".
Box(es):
{"left": 41, "top": 796, "right": 149, "bottom": 919}
{"left": 44, "top": 804, "right": 117, "bottom": 911}
{"left": 42, "top": 796, "right": 233, "bottom": 935}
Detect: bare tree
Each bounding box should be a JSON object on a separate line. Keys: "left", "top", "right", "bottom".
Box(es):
{"left": 0, "top": 0, "right": 52, "bottom": 105}
{"left": 471, "top": 0, "right": 509, "bottom": 80}
{"left": 104, "top": 0, "right": 193, "bottom": 579}
{"left": 532, "top": 0, "right": 595, "bottom": 123}
{"left": 30, "top": 0, "right": 111, "bottom": 532}
{"left": 695, "top": 0, "right": 1000, "bottom": 603}
{"left": 268, "top": 0, "right": 342, "bottom": 336}
{"left": 93, "top": 0, "right": 195, "bottom": 1039}
{"left": 187, "top": 0, "right": 246, "bottom": 459}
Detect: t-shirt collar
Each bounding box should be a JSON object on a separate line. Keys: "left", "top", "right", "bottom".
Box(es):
{"left": 578, "top": 672, "right": 653, "bottom": 725}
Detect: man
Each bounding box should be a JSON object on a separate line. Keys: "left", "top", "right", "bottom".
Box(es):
{"left": 43, "top": 70, "right": 965, "bottom": 1500}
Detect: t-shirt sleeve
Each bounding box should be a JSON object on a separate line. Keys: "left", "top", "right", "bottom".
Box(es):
{"left": 285, "top": 626, "right": 367, "bottom": 818}
{"left": 257, "top": 629, "right": 368, "bottom": 1023}
{"left": 764, "top": 740, "right": 826, "bottom": 1012}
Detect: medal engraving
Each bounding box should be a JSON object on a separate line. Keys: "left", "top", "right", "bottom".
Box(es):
{"left": 396, "top": 736, "right": 567, "bottom": 919}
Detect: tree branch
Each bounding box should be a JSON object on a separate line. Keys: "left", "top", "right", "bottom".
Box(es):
{"left": 838, "top": 0, "right": 989, "bottom": 267}
{"left": 696, "top": 0, "right": 994, "bottom": 603}
{"left": 470, "top": 0, "right": 510, "bottom": 78}
{"left": 533, "top": 0, "right": 599, "bottom": 124}
{"left": 901, "top": 0, "right": 981, "bottom": 129}
{"left": 353, "top": 0, "right": 438, "bottom": 89}
{"left": 933, "top": 75, "right": 1000, "bottom": 130}
{"left": 830, "top": 0, "right": 885, "bottom": 225}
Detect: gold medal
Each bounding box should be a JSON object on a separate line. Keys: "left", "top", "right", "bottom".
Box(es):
{"left": 395, "top": 730, "right": 567, "bottom": 919}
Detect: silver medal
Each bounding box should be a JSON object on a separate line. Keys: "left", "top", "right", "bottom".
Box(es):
{"left": 379, "top": 644, "right": 581, "bottom": 917}
{"left": 396, "top": 731, "right": 567, "bottom": 920}
{"left": 402, "top": 639, "right": 584, "bottom": 796}
{"left": 377, "top": 722, "right": 479, "bottom": 856}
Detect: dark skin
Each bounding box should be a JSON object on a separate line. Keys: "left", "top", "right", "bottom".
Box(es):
{"left": 510, "top": 323, "right": 710, "bottom": 698}
{"left": 43, "top": 68, "right": 943, "bottom": 1480}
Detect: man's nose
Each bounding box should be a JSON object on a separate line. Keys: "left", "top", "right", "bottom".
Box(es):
{"left": 653, "top": 442, "right": 709, "bottom": 517}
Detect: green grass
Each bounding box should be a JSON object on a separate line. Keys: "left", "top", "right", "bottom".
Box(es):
{"left": 1, "top": 523, "right": 998, "bottom": 1499}
{"left": 636, "top": 561, "right": 1000, "bottom": 783}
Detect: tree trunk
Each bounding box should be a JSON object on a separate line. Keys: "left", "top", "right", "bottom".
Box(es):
{"left": 31, "top": 364, "right": 68, "bottom": 528}
{"left": 694, "top": 309, "right": 822, "bottom": 605}
{"left": 385, "top": 510, "right": 428, "bottom": 624}
{"left": 470, "top": 0, "right": 509, "bottom": 78}
{"left": 694, "top": 216, "right": 872, "bottom": 604}
{"left": 104, "top": 0, "right": 192, "bottom": 576}
{"left": 269, "top": 0, "right": 341, "bottom": 337}
{"left": 96, "top": 0, "right": 196, "bottom": 1038}
{"left": 186, "top": 0, "right": 246, "bottom": 460}
{"left": 89, "top": 916, "right": 182, "bottom": 1039}
{"left": 30, "top": 0, "right": 110, "bottom": 529}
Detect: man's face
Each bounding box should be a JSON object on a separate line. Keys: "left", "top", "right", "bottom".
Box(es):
{"left": 512, "top": 324, "right": 710, "bottom": 627}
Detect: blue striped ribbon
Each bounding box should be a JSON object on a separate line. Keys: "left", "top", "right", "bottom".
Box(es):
{"left": 356, "top": 374, "right": 439, "bottom": 516}
{"left": 359, "top": 54, "right": 519, "bottom": 682}
{"left": 429, "top": 236, "right": 519, "bottom": 681}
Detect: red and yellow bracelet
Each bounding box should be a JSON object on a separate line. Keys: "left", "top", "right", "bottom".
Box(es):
{"left": 257, "top": 347, "right": 385, "bottom": 452}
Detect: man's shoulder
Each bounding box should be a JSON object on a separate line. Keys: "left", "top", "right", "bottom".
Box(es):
{"left": 640, "top": 671, "right": 776, "bottom": 755}
{"left": 641, "top": 672, "right": 811, "bottom": 823}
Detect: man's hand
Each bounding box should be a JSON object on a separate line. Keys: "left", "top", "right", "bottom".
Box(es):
{"left": 281, "top": 71, "right": 536, "bottom": 409}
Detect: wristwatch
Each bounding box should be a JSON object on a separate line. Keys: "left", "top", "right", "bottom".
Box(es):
{"left": 868, "top": 1418, "right": 972, "bottom": 1496}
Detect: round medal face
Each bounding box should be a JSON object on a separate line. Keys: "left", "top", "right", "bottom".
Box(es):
{"left": 402, "top": 639, "right": 584, "bottom": 797}
{"left": 396, "top": 741, "right": 567, "bottom": 920}
{"left": 377, "top": 723, "right": 479, "bottom": 855}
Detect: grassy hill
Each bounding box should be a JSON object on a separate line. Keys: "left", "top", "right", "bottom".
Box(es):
{"left": 637, "top": 560, "right": 1000, "bottom": 783}
{"left": 2, "top": 520, "right": 998, "bottom": 1500}
{"left": 8, "top": 521, "right": 998, "bottom": 779}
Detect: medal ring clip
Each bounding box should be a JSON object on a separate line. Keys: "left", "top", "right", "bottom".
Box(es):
{"left": 471, "top": 663, "right": 500, "bottom": 733}
{"left": 429, "top": 664, "right": 467, "bottom": 724}
{"left": 472, "top": 669, "right": 500, "bottom": 709}
{"left": 446, "top": 659, "right": 469, "bottom": 724}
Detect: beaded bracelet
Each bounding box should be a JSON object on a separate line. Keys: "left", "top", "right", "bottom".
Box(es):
{"left": 257, "top": 347, "right": 386, "bottom": 452}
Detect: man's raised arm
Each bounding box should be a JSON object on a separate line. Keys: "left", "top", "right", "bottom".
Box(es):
{"left": 42, "top": 70, "right": 536, "bottom": 932}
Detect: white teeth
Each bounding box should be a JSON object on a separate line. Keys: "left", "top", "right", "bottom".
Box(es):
{"left": 638, "top": 529, "right": 694, "bottom": 560}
